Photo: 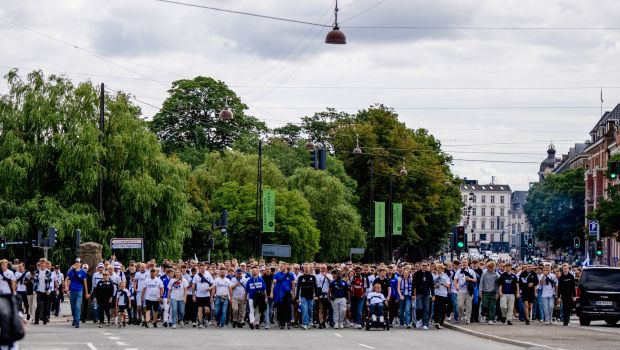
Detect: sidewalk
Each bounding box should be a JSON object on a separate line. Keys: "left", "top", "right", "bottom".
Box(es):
{"left": 444, "top": 319, "right": 620, "bottom": 350}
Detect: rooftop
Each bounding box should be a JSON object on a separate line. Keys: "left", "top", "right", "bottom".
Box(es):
{"left": 461, "top": 184, "right": 511, "bottom": 192}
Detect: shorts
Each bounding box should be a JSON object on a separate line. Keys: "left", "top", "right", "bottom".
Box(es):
{"left": 118, "top": 305, "right": 128, "bottom": 312}
{"left": 145, "top": 300, "right": 159, "bottom": 312}
{"left": 195, "top": 297, "right": 211, "bottom": 308}
{"left": 522, "top": 291, "right": 535, "bottom": 303}
{"left": 136, "top": 292, "right": 145, "bottom": 307}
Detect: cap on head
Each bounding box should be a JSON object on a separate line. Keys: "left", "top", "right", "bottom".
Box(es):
{"left": 74, "top": 258, "right": 81, "bottom": 263}
{"left": 97, "top": 263, "right": 104, "bottom": 269}
{"left": 235, "top": 268, "right": 243, "bottom": 274}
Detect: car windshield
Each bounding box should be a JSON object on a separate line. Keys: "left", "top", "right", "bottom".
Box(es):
{"left": 581, "top": 269, "right": 620, "bottom": 291}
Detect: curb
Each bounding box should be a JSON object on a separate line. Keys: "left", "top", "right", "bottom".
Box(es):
{"left": 443, "top": 323, "right": 566, "bottom": 350}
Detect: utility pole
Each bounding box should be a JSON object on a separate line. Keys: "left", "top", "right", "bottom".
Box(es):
{"left": 99, "top": 83, "right": 105, "bottom": 224}
{"left": 369, "top": 158, "right": 375, "bottom": 262}
{"left": 256, "top": 139, "right": 263, "bottom": 257}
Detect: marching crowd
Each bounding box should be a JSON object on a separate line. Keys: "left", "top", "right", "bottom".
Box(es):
{"left": 0, "top": 256, "right": 580, "bottom": 331}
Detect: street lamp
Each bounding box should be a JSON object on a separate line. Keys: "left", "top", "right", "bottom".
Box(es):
{"left": 325, "top": 0, "right": 346, "bottom": 44}
{"left": 353, "top": 134, "right": 362, "bottom": 154}
{"left": 219, "top": 97, "right": 233, "bottom": 120}
{"left": 399, "top": 158, "right": 408, "bottom": 176}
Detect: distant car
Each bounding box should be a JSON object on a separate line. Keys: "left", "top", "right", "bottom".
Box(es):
{"left": 489, "top": 254, "right": 500, "bottom": 262}
{"left": 576, "top": 267, "right": 620, "bottom": 326}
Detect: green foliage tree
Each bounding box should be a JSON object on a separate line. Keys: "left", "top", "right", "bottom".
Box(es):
{"left": 0, "top": 70, "right": 195, "bottom": 263}
{"left": 524, "top": 168, "right": 585, "bottom": 249}
{"left": 288, "top": 167, "right": 365, "bottom": 261}
{"left": 330, "top": 105, "right": 462, "bottom": 261}
{"left": 149, "top": 76, "right": 266, "bottom": 166}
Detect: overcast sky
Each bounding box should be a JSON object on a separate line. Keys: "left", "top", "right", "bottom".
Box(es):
{"left": 2, "top": 0, "right": 620, "bottom": 190}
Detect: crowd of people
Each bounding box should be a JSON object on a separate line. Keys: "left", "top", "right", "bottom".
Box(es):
{"left": 0, "top": 256, "right": 580, "bottom": 331}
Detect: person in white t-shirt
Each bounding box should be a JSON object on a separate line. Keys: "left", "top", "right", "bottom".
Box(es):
{"left": 133, "top": 263, "right": 148, "bottom": 325}
{"left": 141, "top": 268, "right": 163, "bottom": 328}
{"left": 230, "top": 268, "right": 247, "bottom": 328}
{"left": 213, "top": 268, "right": 231, "bottom": 328}
{"left": 168, "top": 269, "right": 188, "bottom": 329}
{"left": 192, "top": 264, "right": 214, "bottom": 328}
{"left": 14, "top": 263, "right": 31, "bottom": 318}
{"left": 0, "top": 259, "right": 16, "bottom": 295}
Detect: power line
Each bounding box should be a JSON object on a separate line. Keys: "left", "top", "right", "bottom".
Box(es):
{"left": 153, "top": 0, "right": 331, "bottom": 27}
{"left": 340, "top": 0, "right": 388, "bottom": 23}
{"left": 345, "top": 25, "right": 620, "bottom": 30}
{"left": 250, "top": 105, "right": 615, "bottom": 110}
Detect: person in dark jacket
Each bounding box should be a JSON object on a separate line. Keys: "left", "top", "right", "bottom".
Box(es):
{"left": 94, "top": 271, "right": 114, "bottom": 327}
{"left": 413, "top": 261, "right": 435, "bottom": 329}
{"left": 557, "top": 263, "right": 576, "bottom": 326}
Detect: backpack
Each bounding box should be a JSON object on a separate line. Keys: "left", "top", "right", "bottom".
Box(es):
{"left": 0, "top": 294, "right": 25, "bottom": 345}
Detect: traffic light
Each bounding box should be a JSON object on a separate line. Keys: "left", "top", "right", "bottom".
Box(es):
{"left": 596, "top": 240, "right": 603, "bottom": 256}
{"left": 309, "top": 149, "right": 318, "bottom": 169}
{"left": 608, "top": 160, "right": 619, "bottom": 180}
{"left": 0, "top": 236, "right": 6, "bottom": 250}
{"left": 527, "top": 237, "right": 533, "bottom": 248}
{"left": 317, "top": 148, "right": 327, "bottom": 170}
{"left": 47, "top": 227, "right": 57, "bottom": 248}
{"left": 574, "top": 237, "right": 580, "bottom": 249}
{"left": 456, "top": 226, "right": 465, "bottom": 249}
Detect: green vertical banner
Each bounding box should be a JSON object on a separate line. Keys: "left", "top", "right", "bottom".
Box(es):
{"left": 262, "top": 189, "right": 275, "bottom": 233}
{"left": 374, "top": 201, "right": 385, "bottom": 237}
{"left": 393, "top": 203, "right": 403, "bottom": 235}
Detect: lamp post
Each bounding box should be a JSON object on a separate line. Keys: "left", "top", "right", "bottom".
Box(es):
{"left": 325, "top": 0, "right": 346, "bottom": 44}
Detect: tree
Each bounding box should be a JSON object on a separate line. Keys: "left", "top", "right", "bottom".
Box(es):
{"left": 331, "top": 105, "right": 462, "bottom": 261}
{"left": 524, "top": 168, "right": 585, "bottom": 249}
{"left": 272, "top": 123, "right": 303, "bottom": 146}
{"left": 288, "top": 167, "right": 365, "bottom": 261}
{"left": 591, "top": 187, "right": 620, "bottom": 239}
{"left": 210, "top": 182, "right": 320, "bottom": 261}
{"left": 149, "top": 76, "right": 266, "bottom": 166}
{"left": 0, "top": 70, "right": 196, "bottom": 263}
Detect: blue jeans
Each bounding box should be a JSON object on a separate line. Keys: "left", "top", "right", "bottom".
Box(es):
{"left": 214, "top": 296, "right": 229, "bottom": 327}
{"left": 541, "top": 296, "right": 554, "bottom": 323}
{"left": 299, "top": 297, "right": 314, "bottom": 326}
{"left": 416, "top": 294, "right": 431, "bottom": 327}
{"left": 398, "top": 296, "right": 412, "bottom": 325}
{"left": 265, "top": 299, "right": 274, "bottom": 327}
{"left": 536, "top": 292, "right": 544, "bottom": 320}
{"left": 170, "top": 299, "right": 185, "bottom": 326}
{"left": 370, "top": 303, "right": 384, "bottom": 317}
{"left": 451, "top": 292, "right": 459, "bottom": 321}
{"left": 351, "top": 297, "right": 364, "bottom": 325}
{"left": 69, "top": 291, "right": 83, "bottom": 325}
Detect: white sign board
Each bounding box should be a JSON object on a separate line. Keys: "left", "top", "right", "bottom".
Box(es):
{"left": 350, "top": 248, "right": 365, "bottom": 255}
{"left": 111, "top": 238, "right": 143, "bottom": 249}
{"left": 261, "top": 244, "right": 291, "bottom": 258}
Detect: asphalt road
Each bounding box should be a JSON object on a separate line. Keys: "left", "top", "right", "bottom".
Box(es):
{"left": 20, "top": 323, "right": 523, "bottom": 350}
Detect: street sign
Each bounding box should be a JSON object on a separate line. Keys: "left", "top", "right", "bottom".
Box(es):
{"left": 589, "top": 220, "right": 599, "bottom": 237}
{"left": 350, "top": 248, "right": 365, "bottom": 255}
{"left": 615, "top": 256, "right": 618, "bottom": 263}
{"left": 261, "top": 244, "right": 291, "bottom": 258}
{"left": 110, "top": 238, "right": 143, "bottom": 249}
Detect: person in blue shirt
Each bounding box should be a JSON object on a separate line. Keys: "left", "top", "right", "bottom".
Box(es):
{"left": 245, "top": 266, "right": 266, "bottom": 329}
{"left": 63, "top": 258, "right": 89, "bottom": 328}
{"left": 329, "top": 269, "right": 349, "bottom": 329}
{"left": 270, "top": 262, "right": 295, "bottom": 330}
{"left": 388, "top": 267, "right": 399, "bottom": 325}
{"left": 161, "top": 268, "right": 173, "bottom": 327}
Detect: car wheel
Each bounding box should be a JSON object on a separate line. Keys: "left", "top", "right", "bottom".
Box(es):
{"left": 579, "top": 317, "right": 591, "bottom": 326}
{"left": 604, "top": 319, "right": 618, "bottom": 325}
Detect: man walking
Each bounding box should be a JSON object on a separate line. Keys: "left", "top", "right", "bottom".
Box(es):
{"left": 557, "top": 263, "right": 576, "bottom": 326}
{"left": 64, "top": 258, "right": 89, "bottom": 328}
{"left": 296, "top": 264, "right": 317, "bottom": 330}
{"left": 454, "top": 259, "right": 477, "bottom": 324}
{"left": 498, "top": 263, "right": 519, "bottom": 325}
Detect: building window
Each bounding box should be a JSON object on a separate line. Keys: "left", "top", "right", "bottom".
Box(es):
{"left": 472, "top": 195, "right": 477, "bottom": 203}
{"left": 472, "top": 208, "right": 476, "bottom": 216}
{"left": 490, "top": 208, "right": 495, "bottom": 216}
{"left": 500, "top": 196, "right": 505, "bottom": 204}
{"left": 500, "top": 221, "right": 504, "bottom": 230}
{"left": 500, "top": 208, "right": 505, "bottom": 216}
{"left": 472, "top": 221, "right": 477, "bottom": 229}
{"left": 480, "top": 233, "right": 487, "bottom": 241}
{"left": 481, "top": 208, "right": 486, "bottom": 216}
{"left": 512, "top": 213, "right": 515, "bottom": 219}
{"left": 491, "top": 221, "right": 495, "bottom": 230}
{"left": 491, "top": 233, "right": 495, "bottom": 241}
{"left": 462, "top": 195, "right": 467, "bottom": 203}
{"left": 462, "top": 208, "right": 467, "bottom": 215}
{"left": 471, "top": 233, "right": 476, "bottom": 242}
{"left": 481, "top": 221, "right": 486, "bottom": 229}
{"left": 491, "top": 195, "right": 495, "bottom": 203}
{"left": 481, "top": 195, "right": 486, "bottom": 203}
{"left": 518, "top": 214, "right": 521, "bottom": 219}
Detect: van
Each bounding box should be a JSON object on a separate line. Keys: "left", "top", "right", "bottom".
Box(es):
{"left": 576, "top": 267, "right": 620, "bottom": 326}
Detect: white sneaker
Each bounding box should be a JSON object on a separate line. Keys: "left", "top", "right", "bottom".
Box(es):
{"left": 357, "top": 324, "right": 362, "bottom": 329}
{"left": 379, "top": 316, "right": 385, "bottom": 323}
{"left": 466, "top": 320, "right": 471, "bottom": 324}
{"left": 334, "top": 324, "right": 339, "bottom": 329}
{"left": 372, "top": 315, "right": 377, "bottom": 322}
{"left": 423, "top": 326, "right": 429, "bottom": 330}
{"left": 303, "top": 325, "right": 308, "bottom": 330}
{"left": 416, "top": 320, "right": 422, "bottom": 328}
{"left": 488, "top": 321, "right": 494, "bottom": 325}
{"left": 172, "top": 324, "right": 177, "bottom": 329}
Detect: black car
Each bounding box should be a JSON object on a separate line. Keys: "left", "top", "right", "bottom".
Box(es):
{"left": 576, "top": 267, "right": 620, "bottom": 326}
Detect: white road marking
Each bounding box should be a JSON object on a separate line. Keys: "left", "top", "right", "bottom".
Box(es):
{"left": 359, "top": 344, "right": 374, "bottom": 349}
{"left": 86, "top": 343, "right": 98, "bottom": 350}
{"left": 116, "top": 342, "right": 128, "bottom": 346}
{"left": 125, "top": 348, "right": 139, "bottom": 350}
{"left": 103, "top": 333, "right": 114, "bottom": 335}
{"left": 108, "top": 337, "right": 120, "bottom": 340}
{"left": 334, "top": 332, "right": 343, "bottom": 338}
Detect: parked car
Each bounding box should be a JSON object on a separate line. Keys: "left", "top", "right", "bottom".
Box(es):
{"left": 576, "top": 267, "right": 620, "bottom": 326}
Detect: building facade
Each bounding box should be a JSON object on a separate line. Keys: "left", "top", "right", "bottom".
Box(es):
{"left": 509, "top": 191, "right": 531, "bottom": 256}
{"left": 460, "top": 180, "right": 512, "bottom": 252}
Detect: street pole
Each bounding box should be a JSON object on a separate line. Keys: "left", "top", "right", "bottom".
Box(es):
{"left": 256, "top": 139, "right": 263, "bottom": 257}
{"left": 388, "top": 173, "right": 393, "bottom": 262}
{"left": 43, "top": 247, "right": 49, "bottom": 261}
{"left": 370, "top": 158, "right": 375, "bottom": 262}
{"left": 99, "top": 83, "right": 105, "bottom": 224}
